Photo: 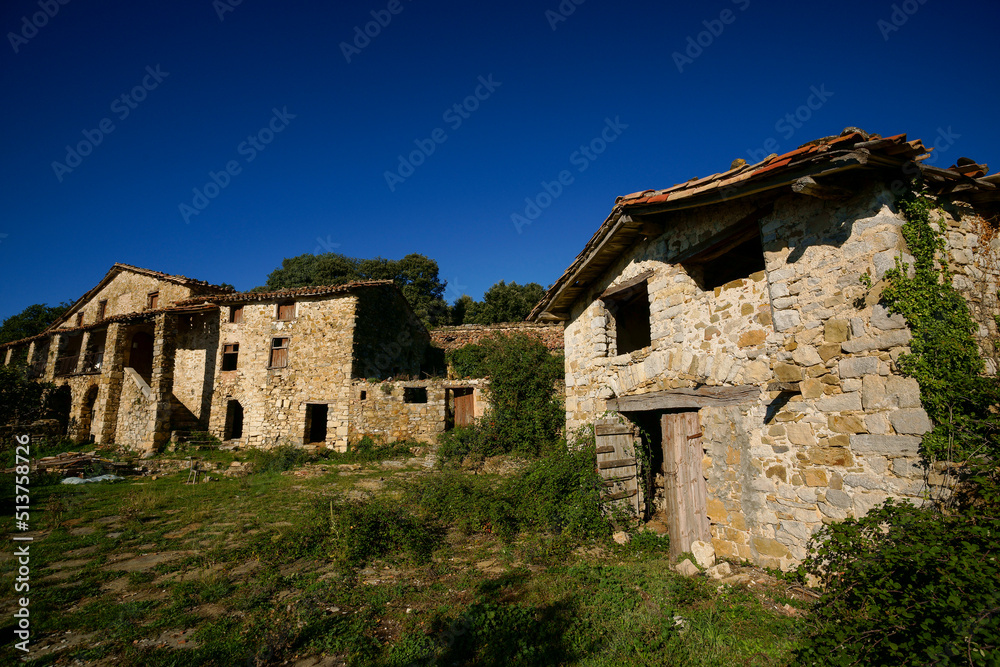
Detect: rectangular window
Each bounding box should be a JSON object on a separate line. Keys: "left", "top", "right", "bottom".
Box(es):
{"left": 269, "top": 337, "right": 288, "bottom": 369}
{"left": 98, "top": 300, "right": 108, "bottom": 320}
{"left": 222, "top": 343, "right": 239, "bottom": 371}
{"left": 229, "top": 305, "right": 243, "bottom": 323}
{"left": 403, "top": 387, "right": 428, "bottom": 404}
{"left": 76, "top": 312, "right": 84, "bottom": 327}
{"left": 147, "top": 292, "right": 159, "bottom": 310}
{"left": 679, "top": 218, "right": 767, "bottom": 292}
{"left": 601, "top": 273, "right": 652, "bottom": 356}
{"left": 277, "top": 302, "right": 295, "bottom": 321}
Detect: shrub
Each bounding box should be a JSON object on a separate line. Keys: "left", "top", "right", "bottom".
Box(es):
{"left": 250, "top": 445, "right": 312, "bottom": 473}
{"left": 329, "top": 496, "right": 440, "bottom": 567}
{"left": 796, "top": 499, "right": 1000, "bottom": 666}
{"left": 448, "top": 342, "right": 488, "bottom": 378}
{"left": 323, "top": 436, "right": 414, "bottom": 464}
{"left": 0, "top": 364, "right": 65, "bottom": 432}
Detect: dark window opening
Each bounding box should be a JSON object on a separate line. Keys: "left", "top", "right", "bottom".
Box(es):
{"left": 269, "top": 337, "right": 288, "bottom": 368}
{"left": 359, "top": 390, "right": 367, "bottom": 400}
{"left": 76, "top": 312, "right": 84, "bottom": 327}
{"left": 682, "top": 228, "right": 766, "bottom": 292}
{"left": 613, "top": 286, "right": 652, "bottom": 356}
{"left": 230, "top": 306, "right": 243, "bottom": 323}
{"left": 147, "top": 292, "right": 159, "bottom": 310}
{"left": 306, "top": 404, "right": 328, "bottom": 444}
{"left": 98, "top": 300, "right": 108, "bottom": 320}
{"left": 225, "top": 400, "right": 244, "bottom": 440}
{"left": 403, "top": 387, "right": 428, "bottom": 404}
{"left": 222, "top": 343, "right": 239, "bottom": 371}
{"left": 277, "top": 302, "right": 295, "bottom": 321}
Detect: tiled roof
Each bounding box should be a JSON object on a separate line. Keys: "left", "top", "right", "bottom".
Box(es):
{"left": 529, "top": 129, "right": 997, "bottom": 321}
{"left": 178, "top": 280, "right": 395, "bottom": 305}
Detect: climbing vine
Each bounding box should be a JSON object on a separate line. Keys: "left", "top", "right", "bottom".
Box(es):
{"left": 879, "top": 185, "right": 1000, "bottom": 465}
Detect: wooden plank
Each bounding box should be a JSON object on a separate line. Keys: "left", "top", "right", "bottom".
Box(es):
{"left": 603, "top": 489, "right": 638, "bottom": 501}
{"left": 595, "top": 445, "right": 615, "bottom": 454}
{"left": 596, "top": 423, "right": 634, "bottom": 436}
{"left": 598, "top": 458, "right": 637, "bottom": 470}
{"left": 599, "top": 270, "right": 654, "bottom": 300}
{"left": 608, "top": 385, "right": 759, "bottom": 412}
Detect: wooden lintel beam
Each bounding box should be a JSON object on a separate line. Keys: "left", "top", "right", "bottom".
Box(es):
{"left": 607, "top": 386, "right": 760, "bottom": 412}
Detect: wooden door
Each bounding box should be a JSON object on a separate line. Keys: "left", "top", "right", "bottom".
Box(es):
{"left": 595, "top": 421, "right": 641, "bottom": 517}
{"left": 453, "top": 388, "right": 474, "bottom": 427}
{"left": 662, "top": 412, "right": 711, "bottom": 559}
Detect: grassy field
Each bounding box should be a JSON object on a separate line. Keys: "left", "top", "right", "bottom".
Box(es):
{"left": 1, "top": 444, "right": 810, "bottom": 666}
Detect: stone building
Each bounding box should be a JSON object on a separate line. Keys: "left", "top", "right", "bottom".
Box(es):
{"left": 0, "top": 263, "right": 456, "bottom": 452}
{"left": 528, "top": 130, "right": 1000, "bottom": 569}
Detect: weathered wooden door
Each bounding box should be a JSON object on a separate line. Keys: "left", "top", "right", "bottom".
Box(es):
{"left": 662, "top": 412, "right": 711, "bottom": 559}
{"left": 453, "top": 388, "right": 474, "bottom": 427}
{"left": 596, "top": 421, "right": 641, "bottom": 517}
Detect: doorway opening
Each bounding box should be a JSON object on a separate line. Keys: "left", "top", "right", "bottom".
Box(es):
{"left": 305, "top": 404, "right": 328, "bottom": 444}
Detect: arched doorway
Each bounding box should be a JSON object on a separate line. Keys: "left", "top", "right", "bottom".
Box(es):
{"left": 128, "top": 332, "right": 154, "bottom": 383}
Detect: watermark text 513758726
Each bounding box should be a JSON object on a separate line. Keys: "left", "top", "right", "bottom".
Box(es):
{"left": 12, "top": 434, "right": 33, "bottom": 653}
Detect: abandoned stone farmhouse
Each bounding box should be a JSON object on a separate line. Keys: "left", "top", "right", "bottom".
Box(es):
{"left": 0, "top": 263, "right": 521, "bottom": 452}
{"left": 529, "top": 129, "right": 1000, "bottom": 569}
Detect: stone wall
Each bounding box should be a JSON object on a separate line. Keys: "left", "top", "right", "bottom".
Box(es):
{"left": 208, "top": 295, "right": 357, "bottom": 449}
{"left": 171, "top": 311, "right": 219, "bottom": 427}
{"left": 563, "top": 182, "right": 999, "bottom": 569}
{"left": 431, "top": 322, "right": 564, "bottom": 352}
{"left": 56, "top": 272, "right": 196, "bottom": 330}
{"left": 115, "top": 368, "right": 155, "bottom": 451}
{"left": 348, "top": 378, "right": 488, "bottom": 444}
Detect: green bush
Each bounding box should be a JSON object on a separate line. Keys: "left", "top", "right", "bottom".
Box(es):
{"left": 439, "top": 333, "right": 564, "bottom": 461}
{"left": 0, "top": 364, "right": 65, "bottom": 431}
{"left": 330, "top": 496, "right": 440, "bottom": 567}
{"left": 250, "top": 445, "right": 313, "bottom": 473}
{"left": 796, "top": 499, "right": 1000, "bottom": 666}
{"left": 408, "top": 441, "right": 610, "bottom": 544}
{"left": 324, "top": 436, "right": 414, "bottom": 464}
{"left": 448, "top": 342, "right": 489, "bottom": 378}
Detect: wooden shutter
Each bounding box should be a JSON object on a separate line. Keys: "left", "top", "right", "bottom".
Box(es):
{"left": 147, "top": 292, "right": 159, "bottom": 309}
{"left": 277, "top": 303, "right": 295, "bottom": 321}
{"left": 596, "top": 421, "right": 641, "bottom": 516}
{"left": 230, "top": 306, "right": 243, "bottom": 323}
{"left": 662, "top": 412, "right": 712, "bottom": 559}
{"left": 269, "top": 338, "right": 288, "bottom": 368}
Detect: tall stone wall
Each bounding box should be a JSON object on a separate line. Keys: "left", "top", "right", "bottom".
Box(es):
{"left": 563, "top": 182, "right": 998, "bottom": 569}
{"left": 56, "top": 273, "right": 195, "bottom": 330}
{"left": 348, "top": 378, "right": 488, "bottom": 444}
{"left": 171, "top": 311, "right": 219, "bottom": 426}
{"left": 430, "top": 322, "right": 564, "bottom": 352}
{"left": 115, "top": 369, "right": 155, "bottom": 451}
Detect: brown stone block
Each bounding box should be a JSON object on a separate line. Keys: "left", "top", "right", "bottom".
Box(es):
{"left": 774, "top": 363, "right": 803, "bottom": 382}
{"left": 803, "top": 469, "right": 828, "bottom": 486}
{"left": 741, "top": 303, "right": 755, "bottom": 316}
{"left": 707, "top": 498, "right": 728, "bottom": 523}
{"left": 766, "top": 465, "right": 786, "bottom": 482}
{"left": 712, "top": 538, "right": 739, "bottom": 560}
{"left": 800, "top": 378, "right": 824, "bottom": 398}
{"left": 828, "top": 415, "right": 866, "bottom": 433}
{"left": 738, "top": 329, "right": 767, "bottom": 347}
{"left": 818, "top": 343, "right": 841, "bottom": 362}
{"left": 808, "top": 446, "right": 853, "bottom": 467}
{"left": 825, "top": 320, "right": 850, "bottom": 343}
{"left": 752, "top": 536, "right": 790, "bottom": 558}
{"left": 757, "top": 311, "right": 773, "bottom": 326}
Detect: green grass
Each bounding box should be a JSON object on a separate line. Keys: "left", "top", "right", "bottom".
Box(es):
{"left": 0, "top": 447, "right": 806, "bottom": 666}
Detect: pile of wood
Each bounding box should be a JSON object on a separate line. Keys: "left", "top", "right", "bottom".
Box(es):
{"left": 33, "top": 452, "right": 144, "bottom": 477}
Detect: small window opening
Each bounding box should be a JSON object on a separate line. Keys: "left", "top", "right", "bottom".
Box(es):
{"left": 277, "top": 302, "right": 295, "bottom": 321}
{"left": 403, "top": 387, "right": 428, "bottom": 404}
{"left": 76, "top": 312, "right": 84, "bottom": 327}
{"left": 222, "top": 343, "right": 239, "bottom": 371}
{"left": 225, "top": 399, "right": 244, "bottom": 440}
{"left": 269, "top": 337, "right": 288, "bottom": 368}
{"left": 98, "top": 300, "right": 108, "bottom": 320}
{"left": 230, "top": 305, "right": 243, "bottom": 323}
{"left": 613, "top": 285, "right": 652, "bottom": 355}
{"left": 682, "top": 227, "right": 766, "bottom": 291}
{"left": 359, "top": 390, "right": 367, "bottom": 400}
{"left": 305, "top": 404, "right": 328, "bottom": 444}
{"left": 147, "top": 292, "right": 159, "bottom": 310}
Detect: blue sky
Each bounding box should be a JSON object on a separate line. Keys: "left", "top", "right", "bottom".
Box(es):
{"left": 2, "top": 0, "right": 998, "bottom": 319}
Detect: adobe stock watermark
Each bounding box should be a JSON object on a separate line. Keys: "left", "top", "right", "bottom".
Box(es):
{"left": 511, "top": 116, "right": 628, "bottom": 234}
{"left": 51, "top": 65, "right": 170, "bottom": 183}
{"left": 213, "top": 0, "right": 245, "bottom": 21}
{"left": 7, "top": 0, "right": 72, "bottom": 54}
{"left": 0, "top": 233, "right": 8, "bottom": 246}
{"left": 545, "top": 0, "right": 586, "bottom": 31}
{"left": 313, "top": 235, "right": 342, "bottom": 254}
{"left": 178, "top": 107, "right": 296, "bottom": 224}
{"left": 384, "top": 75, "right": 501, "bottom": 192}
{"left": 672, "top": 0, "right": 750, "bottom": 73}
{"left": 746, "top": 85, "right": 834, "bottom": 163}
{"left": 877, "top": 0, "right": 929, "bottom": 41}
{"left": 920, "top": 126, "right": 960, "bottom": 166}
{"left": 340, "top": 0, "right": 415, "bottom": 63}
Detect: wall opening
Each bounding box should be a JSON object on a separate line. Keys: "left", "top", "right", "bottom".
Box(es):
{"left": 305, "top": 403, "right": 328, "bottom": 444}
{"left": 225, "top": 399, "right": 244, "bottom": 440}
{"left": 359, "top": 390, "right": 367, "bottom": 400}
{"left": 128, "top": 332, "right": 154, "bottom": 383}
{"left": 682, "top": 225, "right": 766, "bottom": 291}
{"left": 221, "top": 343, "right": 239, "bottom": 371}
{"left": 614, "top": 286, "right": 652, "bottom": 355}
{"left": 403, "top": 387, "right": 428, "bottom": 404}
{"left": 446, "top": 387, "right": 474, "bottom": 430}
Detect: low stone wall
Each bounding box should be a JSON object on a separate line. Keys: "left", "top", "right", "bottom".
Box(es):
{"left": 348, "top": 378, "right": 488, "bottom": 445}
{"left": 430, "top": 323, "right": 564, "bottom": 352}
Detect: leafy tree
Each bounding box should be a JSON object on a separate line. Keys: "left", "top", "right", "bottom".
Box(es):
{"left": 450, "top": 294, "right": 475, "bottom": 325}
{"left": 0, "top": 364, "right": 59, "bottom": 426}
{"left": 461, "top": 281, "right": 546, "bottom": 325}
{"left": 0, "top": 302, "right": 70, "bottom": 345}
{"left": 261, "top": 252, "right": 449, "bottom": 326}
